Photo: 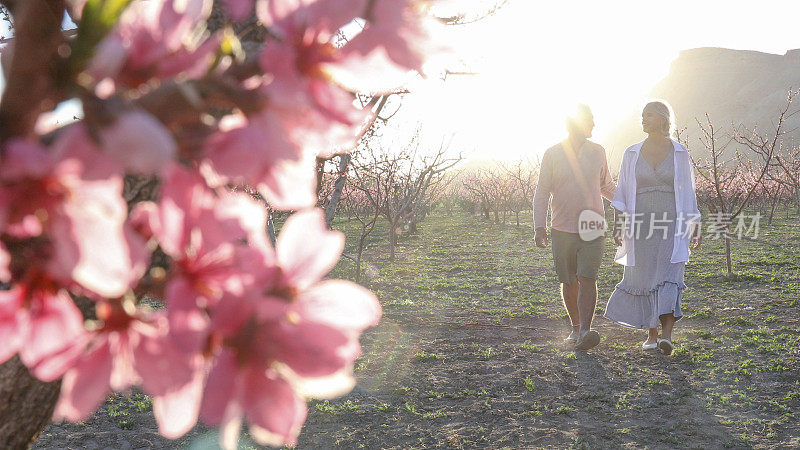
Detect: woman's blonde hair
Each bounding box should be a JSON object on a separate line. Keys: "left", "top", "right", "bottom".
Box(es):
{"left": 643, "top": 99, "right": 676, "bottom": 137}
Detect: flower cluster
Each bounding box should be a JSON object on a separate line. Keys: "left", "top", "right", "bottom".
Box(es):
{"left": 0, "top": 0, "right": 445, "bottom": 447}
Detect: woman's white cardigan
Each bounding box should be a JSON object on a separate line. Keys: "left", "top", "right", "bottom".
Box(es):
{"left": 610, "top": 139, "right": 701, "bottom": 267}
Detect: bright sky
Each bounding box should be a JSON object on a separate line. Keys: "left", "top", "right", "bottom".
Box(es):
{"left": 3, "top": 1, "right": 800, "bottom": 162}
{"left": 395, "top": 0, "right": 800, "bottom": 162}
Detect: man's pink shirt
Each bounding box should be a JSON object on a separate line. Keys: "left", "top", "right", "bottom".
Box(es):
{"left": 533, "top": 140, "right": 617, "bottom": 233}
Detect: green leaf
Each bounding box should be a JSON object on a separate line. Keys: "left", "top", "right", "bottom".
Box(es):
{"left": 69, "top": 0, "right": 135, "bottom": 76}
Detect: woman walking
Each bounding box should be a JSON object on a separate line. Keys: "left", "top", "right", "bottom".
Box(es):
{"left": 604, "top": 100, "right": 702, "bottom": 355}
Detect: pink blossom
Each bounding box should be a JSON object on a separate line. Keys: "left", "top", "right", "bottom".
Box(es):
{"left": 142, "top": 165, "right": 274, "bottom": 351}
{"left": 0, "top": 284, "right": 87, "bottom": 381}
{"left": 201, "top": 350, "right": 306, "bottom": 449}
{"left": 98, "top": 109, "right": 177, "bottom": 175}
{"left": 257, "top": 39, "right": 369, "bottom": 157}
{"left": 0, "top": 129, "right": 147, "bottom": 297}
{"left": 197, "top": 209, "right": 380, "bottom": 448}
{"left": 88, "top": 0, "right": 217, "bottom": 89}
{"left": 345, "top": 0, "right": 449, "bottom": 77}
{"left": 257, "top": 0, "right": 366, "bottom": 35}
{"left": 54, "top": 302, "right": 198, "bottom": 436}
{"left": 202, "top": 117, "right": 318, "bottom": 210}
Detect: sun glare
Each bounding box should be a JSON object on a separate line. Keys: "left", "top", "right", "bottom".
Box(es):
{"left": 391, "top": 0, "right": 800, "bottom": 163}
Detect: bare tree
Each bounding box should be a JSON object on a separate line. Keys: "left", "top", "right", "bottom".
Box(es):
{"left": 767, "top": 140, "right": 800, "bottom": 216}
{"left": 502, "top": 157, "right": 540, "bottom": 226}
{"left": 353, "top": 130, "right": 460, "bottom": 260}
{"left": 689, "top": 90, "right": 798, "bottom": 274}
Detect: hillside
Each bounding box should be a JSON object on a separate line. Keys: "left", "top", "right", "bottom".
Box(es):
{"left": 606, "top": 47, "right": 800, "bottom": 168}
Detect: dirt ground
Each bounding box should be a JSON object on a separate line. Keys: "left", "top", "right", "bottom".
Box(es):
{"left": 35, "top": 211, "right": 800, "bottom": 449}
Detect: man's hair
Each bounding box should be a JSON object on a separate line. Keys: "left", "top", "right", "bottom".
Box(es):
{"left": 566, "top": 104, "right": 592, "bottom": 133}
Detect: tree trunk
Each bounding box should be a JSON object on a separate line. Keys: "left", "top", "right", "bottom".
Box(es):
{"left": 796, "top": 189, "right": 800, "bottom": 217}
{"left": 724, "top": 235, "right": 733, "bottom": 275}
{"left": 408, "top": 216, "right": 418, "bottom": 234}
{"left": 355, "top": 231, "right": 367, "bottom": 284}
{"left": 324, "top": 154, "right": 351, "bottom": 228}
{"left": 769, "top": 185, "right": 781, "bottom": 225}
{"left": 314, "top": 156, "right": 326, "bottom": 200}
{"left": 389, "top": 227, "right": 397, "bottom": 261}
{"left": 0, "top": 357, "right": 62, "bottom": 449}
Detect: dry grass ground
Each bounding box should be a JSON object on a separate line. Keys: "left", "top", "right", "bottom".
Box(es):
{"left": 36, "top": 210, "right": 800, "bottom": 449}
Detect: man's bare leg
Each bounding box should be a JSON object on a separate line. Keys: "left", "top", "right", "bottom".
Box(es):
{"left": 576, "top": 276, "right": 597, "bottom": 333}
{"left": 574, "top": 276, "right": 601, "bottom": 350}
{"left": 561, "top": 281, "right": 580, "bottom": 335}
{"left": 658, "top": 313, "right": 677, "bottom": 355}
{"left": 660, "top": 314, "right": 676, "bottom": 341}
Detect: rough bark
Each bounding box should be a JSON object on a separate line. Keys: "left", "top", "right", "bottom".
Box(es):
{"left": 0, "top": 0, "right": 64, "bottom": 142}
{"left": 324, "top": 154, "right": 351, "bottom": 227}
{"left": 0, "top": 357, "right": 62, "bottom": 449}
{"left": 0, "top": 1, "right": 69, "bottom": 448}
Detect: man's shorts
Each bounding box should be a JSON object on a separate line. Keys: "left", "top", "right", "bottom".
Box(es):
{"left": 550, "top": 229, "right": 605, "bottom": 285}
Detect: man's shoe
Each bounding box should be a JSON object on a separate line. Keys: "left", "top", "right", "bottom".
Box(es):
{"left": 575, "top": 330, "right": 600, "bottom": 351}
{"left": 658, "top": 338, "right": 674, "bottom": 356}
{"left": 564, "top": 330, "right": 580, "bottom": 345}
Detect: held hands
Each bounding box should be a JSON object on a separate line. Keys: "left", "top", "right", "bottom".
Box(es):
{"left": 612, "top": 223, "right": 623, "bottom": 246}
{"left": 612, "top": 209, "right": 623, "bottom": 247}
{"left": 691, "top": 234, "right": 703, "bottom": 250}
{"left": 534, "top": 227, "right": 549, "bottom": 248}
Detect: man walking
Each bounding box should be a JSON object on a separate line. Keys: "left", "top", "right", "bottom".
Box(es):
{"left": 533, "top": 105, "right": 616, "bottom": 350}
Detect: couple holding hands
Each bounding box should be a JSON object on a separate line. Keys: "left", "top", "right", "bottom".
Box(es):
{"left": 533, "top": 101, "right": 702, "bottom": 354}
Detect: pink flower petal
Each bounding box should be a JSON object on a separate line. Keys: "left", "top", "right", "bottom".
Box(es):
{"left": 54, "top": 339, "right": 113, "bottom": 422}
{"left": 256, "top": 0, "right": 365, "bottom": 36}
{"left": 0, "top": 139, "right": 53, "bottom": 181}
{"left": 346, "top": 0, "right": 449, "bottom": 75}
{"left": 156, "top": 33, "right": 220, "bottom": 80}
{"left": 200, "top": 350, "right": 240, "bottom": 425}
{"left": 133, "top": 321, "right": 195, "bottom": 396}
{"left": 152, "top": 358, "right": 205, "bottom": 439}
{"left": 159, "top": 0, "right": 212, "bottom": 51}
{"left": 48, "top": 176, "right": 144, "bottom": 297}
{"left": 29, "top": 331, "right": 90, "bottom": 383}
{"left": 98, "top": 109, "right": 177, "bottom": 175}
{"left": 87, "top": 35, "right": 127, "bottom": 82}
{"left": 108, "top": 332, "right": 138, "bottom": 391}
{"left": 276, "top": 209, "right": 344, "bottom": 289}
{"left": 21, "top": 290, "right": 87, "bottom": 381}
{"left": 165, "top": 278, "right": 211, "bottom": 353}
{"left": 294, "top": 279, "right": 381, "bottom": 331}
{"left": 255, "top": 321, "right": 356, "bottom": 378}
{"left": 156, "top": 164, "right": 209, "bottom": 257}
{"left": 256, "top": 154, "right": 318, "bottom": 210}
{"left": 203, "top": 116, "right": 300, "bottom": 187}
{"left": 243, "top": 369, "right": 306, "bottom": 447}
{"left": 128, "top": 201, "right": 158, "bottom": 240}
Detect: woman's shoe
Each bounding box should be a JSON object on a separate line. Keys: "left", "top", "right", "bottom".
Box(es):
{"left": 658, "top": 338, "right": 674, "bottom": 355}
{"left": 641, "top": 341, "right": 658, "bottom": 350}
